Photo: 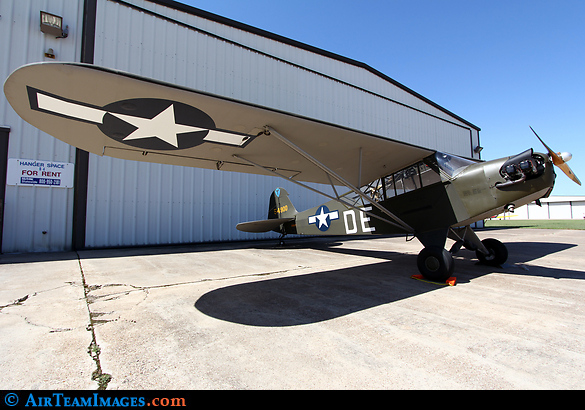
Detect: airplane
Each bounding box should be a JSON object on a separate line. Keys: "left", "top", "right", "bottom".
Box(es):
{"left": 4, "top": 62, "right": 580, "bottom": 283}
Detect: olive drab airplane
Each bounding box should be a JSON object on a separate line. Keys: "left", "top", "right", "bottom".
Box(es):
{"left": 4, "top": 63, "right": 581, "bottom": 282}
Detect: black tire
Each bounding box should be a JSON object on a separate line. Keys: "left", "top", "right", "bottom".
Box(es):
{"left": 476, "top": 238, "right": 508, "bottom": 266}
{"left": 417, "top": 247, "right": 454, "bottom": 282}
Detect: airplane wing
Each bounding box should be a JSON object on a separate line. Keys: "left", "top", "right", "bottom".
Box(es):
{"left": 4, "top": 62, "right": 433, "bottom": 188}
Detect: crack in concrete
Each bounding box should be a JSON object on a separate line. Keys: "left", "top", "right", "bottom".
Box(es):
{"left": 83, "top": 265, "right": 311, "bottom": 302}
{"left": 76, "top": 252, "right": 112, "bottom": 390}
{"left": 0, "top": 282, "right": 74, "bottom": 312}
{"left": 68, "top": 259, "right": 309, "bottom": 389}
{"left": 0, "top": 294, "right": 32, "bottom": 312}
{"left": 0, "top": 288, "right": 82, "bottom": 333}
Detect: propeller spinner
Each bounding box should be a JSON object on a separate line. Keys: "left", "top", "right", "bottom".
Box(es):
{"left": 530, "top": 126, "right": 581, "bottom": 186}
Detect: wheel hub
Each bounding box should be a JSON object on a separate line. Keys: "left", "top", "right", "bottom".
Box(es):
{"left": 424, "top": 256, "right": 440, "bottom": 272}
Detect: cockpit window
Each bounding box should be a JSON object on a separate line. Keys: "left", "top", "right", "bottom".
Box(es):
{"left": 394, "top": 165, "right": 419, "bottom": 194}
{"left": 435, "top": 152, "right": 475, "bottom": 178}
{"left": 382, "top": 155, "right": 442, "bottom": 199}
{"left": 419, "top": 161, "right": 441, "bottom": 186}
{"left": 350, "top": 153, "right": 466, "bottom": 204}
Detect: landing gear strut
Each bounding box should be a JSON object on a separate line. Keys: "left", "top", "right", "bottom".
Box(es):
{"left": 415, "top": 225, "right": 510, "bottom": 282}
{"left": 448, "top": 226, "right": 509, "bottom": 266}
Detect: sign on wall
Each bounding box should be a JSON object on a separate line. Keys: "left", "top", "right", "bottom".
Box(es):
{"left": 6, "top": 158, "right": 75, "bottom": 188}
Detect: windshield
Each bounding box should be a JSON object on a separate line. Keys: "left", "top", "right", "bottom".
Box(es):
{"left": 435, "top": 152, "right": 475, "bottom": 178}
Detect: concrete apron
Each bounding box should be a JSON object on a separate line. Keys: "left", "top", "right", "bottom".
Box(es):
{"left": 1, "top": 228, "right": 585, "bottom": 389}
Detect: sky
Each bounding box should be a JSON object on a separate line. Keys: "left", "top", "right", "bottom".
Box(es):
{"left": 179, "top": 0, "right": 585, "bottom": 196}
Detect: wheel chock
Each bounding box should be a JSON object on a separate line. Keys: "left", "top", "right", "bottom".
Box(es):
{"left": 411, "top": 274, "right": 457, "bottom": 286}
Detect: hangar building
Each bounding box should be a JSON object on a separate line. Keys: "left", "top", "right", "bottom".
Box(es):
{"left": 0, "top": 0, "right": 481, "bottom": 253}
{"left": 498, "top": 196, "right": 585, "bottom": 220}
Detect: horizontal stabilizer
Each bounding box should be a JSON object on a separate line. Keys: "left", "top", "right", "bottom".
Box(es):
{"left": 236, "top": 218, "right": 295, "bottom": 233}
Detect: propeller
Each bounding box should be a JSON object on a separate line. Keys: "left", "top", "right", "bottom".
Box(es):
{"left": 530, "top": 126, "right": 581, "bottom": 186}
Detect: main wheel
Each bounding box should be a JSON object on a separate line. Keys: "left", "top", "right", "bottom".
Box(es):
{"left": 475, "top": 238, "right": 508, "bottom": 266}
{"left": 417, "top": 247, "right": 454, "bottom": 282}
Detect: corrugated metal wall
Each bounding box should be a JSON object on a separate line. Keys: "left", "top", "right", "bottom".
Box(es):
{"left": 513, "top": 198, "right": 585, "bottom": 220}
{"left": 0, "top": 0, "right": 83, "bottom": 252}
{"left": 85, "top": 155, "right": 332, "bottom": 246}
{"left": 1, "top": 0, "right": 480, "bottom": 252}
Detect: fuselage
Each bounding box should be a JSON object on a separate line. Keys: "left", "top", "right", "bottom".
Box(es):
{"left": 289, "top": 150, "right": 556, "bottom": 238}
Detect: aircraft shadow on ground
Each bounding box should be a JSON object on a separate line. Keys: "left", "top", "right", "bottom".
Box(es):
{"left": 195, "top": 239, "right": 583, "bottom": 327}
{"left": 496, "top": 241, "right": 582, "bottom": 279}
{"left": 195, "top": 257, "right": 434, "bottom": 327}
{"left": 2, "top": 235, "right": 581, "bottom": 327}
{"left": 317, "top": 239, "right": 583, "bottom": 281}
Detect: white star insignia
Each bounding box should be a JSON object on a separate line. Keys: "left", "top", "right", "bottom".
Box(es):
{"left": 315, "top": 207, "right": 331, "bottom": 229}
{"left": 110, "top": 104, "right": 205, "bottom": 148}
{"left": 308, "top": 206, "right": 339, "bottom": 230}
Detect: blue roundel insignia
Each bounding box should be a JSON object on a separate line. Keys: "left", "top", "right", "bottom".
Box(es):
{"left": 308, "top": 205, "right": 340, "bottom": 231}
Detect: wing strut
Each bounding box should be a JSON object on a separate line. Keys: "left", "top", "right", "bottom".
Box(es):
{"left": 233, "top": 153, "right": 410, "bottom": 232}
{"left": 235, "top": 126, "right": 414, "bottom": 233}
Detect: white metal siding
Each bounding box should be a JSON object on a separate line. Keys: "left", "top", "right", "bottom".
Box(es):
{"left": 505, "top": 198, "right": 585, "bottom": 220}
{"left": 0, "top": 0, "right": 83, "bottom": 252}
{"left": 573, "top": 202, "right": 585, "bottom": 219}
{"left": 526, "top": 203, "right": 550, "bottom": 220}
{"left": 548, "top": 202, "right": 571, "bottom": 219}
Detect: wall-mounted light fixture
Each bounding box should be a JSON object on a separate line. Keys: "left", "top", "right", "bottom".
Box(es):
{"left": 45, "top": 48, "right": 56, "bottom": 59}
{"left": 474, "top": 145, "right": 484, "bottom": 154}
{"left": 40, "top": 11, "right": 68, "bottom": 38}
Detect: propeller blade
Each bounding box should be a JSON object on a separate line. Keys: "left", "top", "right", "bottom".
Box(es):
{"left": 530, "top": 126, "right": 581, "bottom": 186}
{"left": 530, "top": 126, "right": 562, "bottom": 165}
{"left": 557, "top": 161, "right": 581, "bottom": 186}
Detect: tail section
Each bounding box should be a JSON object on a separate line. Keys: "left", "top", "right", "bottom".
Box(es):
{"left": 236, "top": 188, "right": 297, "bottom": 234}
{"left": 268, "top": 188, "right": 298, "bottom": 219}
{"left": 238, "top": 188, "right": 381, "bottom": 237}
